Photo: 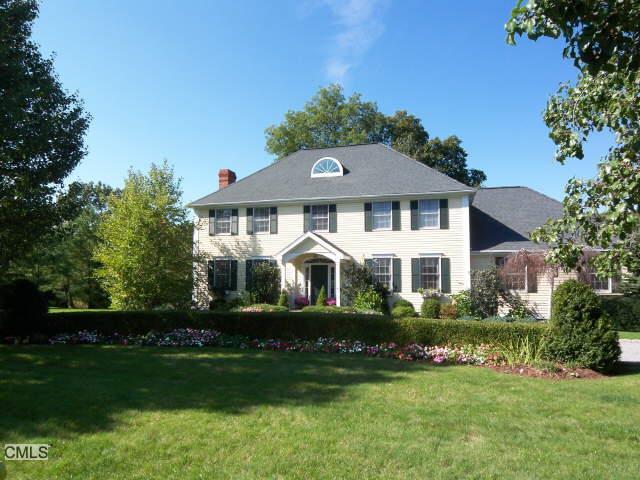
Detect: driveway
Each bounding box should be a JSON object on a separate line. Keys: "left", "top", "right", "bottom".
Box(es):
{"left": 620, "top": 340, "right": 640, "bottom": 363}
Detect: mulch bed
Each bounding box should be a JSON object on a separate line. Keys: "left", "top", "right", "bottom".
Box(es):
{"left": 485, "top": 364, "right": 604, "bottom": 380}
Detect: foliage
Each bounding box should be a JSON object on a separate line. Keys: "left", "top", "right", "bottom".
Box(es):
{"left": 545, "top": 280, "right": 620, "bottom": 372}
{"left": 352, "top": 285, "right": 384, "bottom": 313}
{"left": 500, "top": 291, "right": 535, "bottom": 320}
{"left": 0, "top": 279, "right": 48, "bottom": 337}
{"left": 506, "top": 0, "right": 640, "bottom": 277}
{"left": 480, "top": 316, "right": 539, "bottom": 324}
{"left": 294, "top": 295, "right": 310, "bottom": 308}
{"left": 392, "top": 305, "right": 417, "bottom": 318}
{"left": 601, "top": 296, "right": 640, "bottom": 331}
{"left": 0, "top": 0, "right": 90, "bottom": 270}
{"left": 248, "top": 262, "right": 280, "bottom": 304}
{"left": 498, "top": 337, "right": 545, "bottom": 367}
{"left": 94, "top": 162, "right": 195, "bottom": 310}
{"left": 392, "top": 299, "right": 413, "bottom": 309}
{"left": 421, "top": 298, "right": 440, "bottom": 319}
{"left": 265, "top": 85, "right": 486, "bottom": 187}
{"left": 470, "top": 268, "right": 501, "bottom": 318}
{"left": 301, "top": 305, "right": 357, "bottom": 314}
{"left": 316, "top": 285, "right": 327, "bottom": 306}
{"left": 277, "top": 290, "right": 288, "bottom": 307}
{"left": 451, "top": 290, "right": 474, "bottom": 318}
{"left": 440, "top": 303, "right": 458, "bottom": 319}
{"left": 233, "top": 304, "right": 289, "bottom": 313}
{"left": 618, "top": 274, "right": 640, "bottom": 297}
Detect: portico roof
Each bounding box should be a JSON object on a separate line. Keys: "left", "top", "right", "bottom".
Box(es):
{"left": 275, "top": 232, "right": 351, "bottom": 263}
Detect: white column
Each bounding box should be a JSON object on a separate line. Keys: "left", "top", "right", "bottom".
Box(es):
{"left": 280, "top": 258, "right": 286, "bottom": 292}
{"left": 335, "top": 258, "right": 341, "bottom": 307}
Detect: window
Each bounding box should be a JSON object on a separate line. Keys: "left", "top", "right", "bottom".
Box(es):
{"left": 253, "top": 207, "right": 270, "bottom": 233}
{"left": 372, "top": 202, "right": 392, "bottom": 231}
{"left": 215, "top": 209, "right": 232, "bottom": 234}
{"left": 418, "top": 199, "right": 439, "bottom": 228}
{"left": 495, "top": 256, "right": 526, "bottom": 291}
{"left": 213, "top": 259, "right": 234, "bottom": 290}
{"left": 311, "top": 204, "right": 329, "bottom": 232}
{"left": 420, "top": 257, "right": 440, "bottom": 290}
{"left": 311, "top": 157, "right": 343, "bottom": 177}
{"left": 372, "top": 257, "right": 392, "bottom": 288}
{"left": 590, "top": 273, "right": 610, "bottom": 292}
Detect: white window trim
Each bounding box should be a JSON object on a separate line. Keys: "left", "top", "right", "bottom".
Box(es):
{"left": 419, "top": 256, "right": 441, "bottom": 291}
{"left": 370, "top": 255, "right": 394, "bottom": 291}
{"left": 590, "top": 274, "right": 612, "bottom": 293}
{"left": 310, "top": 157, "right": 344, "bottom": 178}
{"left": 418, "top": 199, "right": 440, "bottom": 230}
{"left": 310, "top": 204, "right": 330, "bottom": 233}
{"left": 372, "top": 201, "right": 392, "bottom": 232}
{"left": 215, "top": 208, "right": 232, "bottom": 236}
{"left": 252, "top": 207, "right": 271, "bottom": 234}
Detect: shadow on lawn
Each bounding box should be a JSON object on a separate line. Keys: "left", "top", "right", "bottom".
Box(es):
{"left": 0, "top": 346, "right": 434, "bottom": 438}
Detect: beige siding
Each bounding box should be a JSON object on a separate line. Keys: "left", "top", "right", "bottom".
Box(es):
{"left": 194, "top": 194, "right": 471, "bottom": 310}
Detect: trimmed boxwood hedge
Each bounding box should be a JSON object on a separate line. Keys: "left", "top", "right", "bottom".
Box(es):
{"left": 5, "top": 310, "right": 550, "bottom": 346}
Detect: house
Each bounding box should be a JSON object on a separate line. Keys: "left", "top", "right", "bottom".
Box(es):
{"left": 189, "top": 143, "right": 613, "bottom": 318}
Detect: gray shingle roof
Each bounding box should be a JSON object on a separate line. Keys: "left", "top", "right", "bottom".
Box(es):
{"left": 470, "top": 187, "right": 563, "bottom": 251}
{"left": 189, "top": 143, "right": 474, "bottom": 206}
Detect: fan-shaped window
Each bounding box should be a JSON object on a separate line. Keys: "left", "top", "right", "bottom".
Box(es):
{"left": 311, "top": 157, "right": 343, "bottom": 178}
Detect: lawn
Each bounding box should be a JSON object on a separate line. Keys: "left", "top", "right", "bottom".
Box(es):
{"left": 1, "top": 347, "right": 639, "bottom": 479}
{"left": 619, "top": 331, "right": 640, "bottom": 340}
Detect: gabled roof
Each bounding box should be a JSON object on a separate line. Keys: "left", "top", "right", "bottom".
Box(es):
{"left": 189, "top": 143, "right": 474, "bottom": 207}
{"left": 470, "top": 186, "right": 563, "bottom": 251}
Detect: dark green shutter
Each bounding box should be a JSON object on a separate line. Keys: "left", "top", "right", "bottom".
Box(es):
{"left": 329, "top": 204, "right": 337, "bottom": 233}
{"left": 230, "top": 260, "right": 238, "bottom": 290}
{"left": 246, "top": 208, "right": 253, "bottom": 234}
{"left": 303, "top": 205, "right": 310, "bottom": 232}
{"left": 245, "top": 259, "right": 254, "bottom": 290}
{"left": 231, "top": 209, "right": 239, "bottom": 235}
{"left": 364, "top": 203, "right": 372, "bottom": 232}
{"left": 411, "top": 258, "right": 421, "bottom": 292}
{"left": 392, "top": 201, "right": 401, "bottom": 231}
{"left": 270, "top": 207, "right": 278, "bottom": 234}
{"left": 207, "top": 260, "right": 215, "bottom": 288}
{"left": 440, "top": 257, "right": 451, "bottom": 293}
{"left": 527, "top": 267, "right": 538, "bottom": 293}
{"left": 209, "top": 210, "right": 216, "bottom": 235}
{"left": 410, "top": 200, "right": 419, "bottom": 230}
{"left": 439, "top": 199, "right": 449, "bottom": 229}
{"left": 392, "top": 258, "right": 401, "bottom": 292}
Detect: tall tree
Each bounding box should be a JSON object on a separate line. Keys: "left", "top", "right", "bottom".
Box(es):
{"left": 265, "top": 85, "right": 486, "bottom": 187}
{"left": 0, "top": 0, "right": 90, "bottom": 271}
{"left": 506, "top": 0, "right": 640, "bottom": 276}
{"left": 94, "top": 162, "right": 194, "bottom": 310}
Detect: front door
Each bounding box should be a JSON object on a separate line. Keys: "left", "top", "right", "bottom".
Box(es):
{"left": 310, "top": 265, "right": 329, "bottom": 304}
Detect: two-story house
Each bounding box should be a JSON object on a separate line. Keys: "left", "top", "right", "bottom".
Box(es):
{"left": 189, "top": 143, "right": 613, "bottom": 318}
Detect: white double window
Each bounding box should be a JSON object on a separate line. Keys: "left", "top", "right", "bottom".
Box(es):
{"left": 214, "top": 209, "right": 232, "bottom": 234}
{"left": 253, "top": 207, "right": 270, "bottom": 233}
{"left": 418, "top": 199, "right": 439, "bottom": 229}
{"left": 372, "top": 257, "right": 392, "bottom": 288}
{"left": 590, "top": 274, "right": 611, "bottom": 292}
{"left": 311, "top": 205, "right": 329, "bottom": 232}
{"left": 372, "top": 202, "right": 392, "bottom": 231}
{"left": 419, "top": 257, "right": 440, "bottom": 290}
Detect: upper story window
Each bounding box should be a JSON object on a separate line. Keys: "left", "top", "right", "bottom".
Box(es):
{"left": 253, "top": 207, "right": 270, "bottom": 233}
{"left": 215, "top": 208, "right": 232, "bottom": 234}
{"left": 372, "top": 202, "right": 392, "bottom": 231}
{"left": 311, "top": 157, "right": 344, "bottom": 178}
{"left": 418, "top": 199, "right": 439, "bottom": 229}
{"left": 311, "top": 204, "right": 329, "bottom": 232}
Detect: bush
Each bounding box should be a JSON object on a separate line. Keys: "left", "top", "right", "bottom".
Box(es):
{"left": 545, "top": 280, "right": 620, "bottom": 372}
{"left": 421, "top": 298, "right": 440, "bottom": 318}
{"left": 302, "top": 305, "right": 357, "bottom": 314}
{"left": 392, "top": 305, "right": 417, "bottom": 318}
{"left": 440, "top": 303, "right": 457, "bottom": 319}
{"left": 247, "top": 262, "right": 280, "bottom": 304}
{"left": 35, "top": 310, "right": 548, "bottom": 347}
{"left": 470, "top": 268, "right": 501, "bottom": 317}
{"left": 353, "top": 286, "right": 384, "bottom": 312}
{"left": 601, "top": 296, "right": 640, "bottom": 331}
{"left": 0, "top": 279, "right": 48, "bottom": 338}
{"left": 277, "top": 290, "right": 288, "bottom": 308}
{"left": 232, "top": 304, "right": 288, "bottom": 313}
{"left": 316, "top": 286, "right": 327, "bottom": 306}
{"left": 500, "top": 291, "right": 535, "bottom": 319}
{"left": 294, "top": 295, "right": 309, "bottom": 309}
{"left": 392, "top": 299, "right": 414, "bottom": 309}
{"left": 451, "top": 290, "right": 473, "bottom": 317}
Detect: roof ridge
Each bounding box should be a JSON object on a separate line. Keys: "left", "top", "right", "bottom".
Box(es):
{"left": 479, "top": 185, "right": 562, "bottom": 204}
{"left": 298, "top": 142, "right": 379, "bottom": 151}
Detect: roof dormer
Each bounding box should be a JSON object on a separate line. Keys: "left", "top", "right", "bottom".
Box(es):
{"left": 311, "top": 157, "right": 343, "bottom": 178}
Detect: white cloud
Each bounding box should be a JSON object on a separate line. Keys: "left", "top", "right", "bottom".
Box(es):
{"left": 320, "top": 0, "right": 389, "bottom": 83}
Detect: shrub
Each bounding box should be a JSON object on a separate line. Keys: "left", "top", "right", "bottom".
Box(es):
{"left": 451, "top": 290, "right": 473, "bottom": 317}
{"left": 316, "top": 286, "right": 327, "bottom": 306}
{"left": 392, "top": 305, "right": 417, "bottom": 318}
{"left": 233, "top": 304, "right": 288, "bottom": 313}
{"left": 0, "top": 279, "right": 48, "bottom": 338}
{"left": 392, "top": 299, "right": 413, "bottom": 308}
{"left": 302, "top": 305, "right": 357, "bottom": 314}
{"left": 500, "top": 291, "right": 536, "bottom": 319}
{"left": 353, "top": 285, "right": 384, "bottom": 312}
{"left": 294, "top": 295, "right": 309, "bottom": 309}
{"left": 326, "top": 297, "right": 336, "bottom": 306}
{"left": 277, "top": 290, "right": 288, "bottom": 308}
{"left": 601, "top": 296, "right": 640, "bottom": 331}
{"left": 545, "top": 280, "right": 620, "bottom": 372}
{"left": 421, "top": 298, "right": 440, "bottom": 318}
{"left": 470, "top": 268, "right": 501, "bottom": 317}
{"left": 247, "top": 262, "right": 280, "bottom": 304}
{"left": 342, "top": 262, "right": 388, "bottom": 309}
{"left": 440, "top": 303, "right": 457, "bottom": 319}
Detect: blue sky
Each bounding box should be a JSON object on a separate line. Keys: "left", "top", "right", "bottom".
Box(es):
{"left": 33, "top": 0, "right": 609, "bottom": 202}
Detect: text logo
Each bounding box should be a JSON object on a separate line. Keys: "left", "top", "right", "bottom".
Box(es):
{"left": 4, "top": 444, "right": 49, "bottom": 461}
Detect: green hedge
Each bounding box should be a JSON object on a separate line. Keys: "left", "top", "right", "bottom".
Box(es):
{"left": 601, "top": 296, "right": 640, "bottom": 331}
{"left": 6, "top": 310, "right": 550, "bottom": 346}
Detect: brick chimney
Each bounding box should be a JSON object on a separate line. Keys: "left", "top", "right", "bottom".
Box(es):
{"left": 218, "top": 169, "right": 236, "bottom": 189}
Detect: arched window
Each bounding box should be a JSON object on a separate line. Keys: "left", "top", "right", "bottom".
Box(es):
{"left": 311, "top": 157, "right": 343, "bottom": 178}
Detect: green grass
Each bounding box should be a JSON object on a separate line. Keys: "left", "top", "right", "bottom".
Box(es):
{"left": 1, "top": 347, "right": 639, "bottom": 479}
{"left": 619, "top": 331, "right": 640, "bottom": 339}
{"left": 48, "top": 307, "right": 113, "bottom": 313}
